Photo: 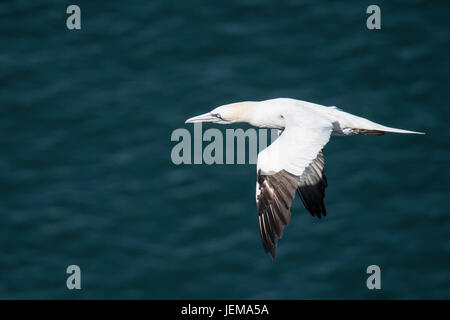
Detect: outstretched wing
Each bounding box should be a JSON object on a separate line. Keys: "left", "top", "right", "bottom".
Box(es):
{"left": 256, "top": 121, "right": 333, "bottom": 258}
{"left": 256, "top": 169, "right": 298, "bottom": 258}
{"left": 257, "top": 121, "right": 332, "bottom": 176}
{"left": 297, "top": 150, "right": 328, "bottom": 219}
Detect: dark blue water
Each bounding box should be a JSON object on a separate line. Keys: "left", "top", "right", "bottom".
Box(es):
{"left": 1, "top": 0, "right": 449, "bottom": 299}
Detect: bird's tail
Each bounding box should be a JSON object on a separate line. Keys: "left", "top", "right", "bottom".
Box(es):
{"left": 355, "top": 126, "right": 425, "bottom": 135}
{"left": 329, "top": 108, "right": 425, "bottom": 135}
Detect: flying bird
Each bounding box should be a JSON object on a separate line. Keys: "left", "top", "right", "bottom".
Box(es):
{"left": 185, "top": 98, "right": 423, "bottom": 258}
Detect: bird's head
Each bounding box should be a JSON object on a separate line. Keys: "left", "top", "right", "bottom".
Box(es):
{"left": 185, "top": 101, "right": 256, "bottom": 125}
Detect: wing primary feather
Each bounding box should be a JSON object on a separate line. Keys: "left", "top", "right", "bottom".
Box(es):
{"left": 255, "top": 119, "right": 333, "bottom": 258}
{"left": 256, "top": 170, "right": 299, "bottom": 258}
{"left": 297, "top": 150, "right": 328, "bottom": 219}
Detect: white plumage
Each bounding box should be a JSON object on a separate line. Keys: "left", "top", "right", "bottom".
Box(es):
{"left": 186, "top": 98, "right": 424, "bottom": 258}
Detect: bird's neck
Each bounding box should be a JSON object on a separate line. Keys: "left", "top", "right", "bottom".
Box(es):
{"left": 246, "top": 102, "right": 286, "bottom": 129}
{"left": 227, "top": 101, "right": 257, "bottom": 124}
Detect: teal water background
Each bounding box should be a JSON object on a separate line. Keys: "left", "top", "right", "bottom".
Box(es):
{"left": 1, "top": 0, "right": 449, "bottom": 299}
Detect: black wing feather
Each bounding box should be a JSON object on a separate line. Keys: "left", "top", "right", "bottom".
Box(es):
{"left": 297, "top": 150, "right": 328, "bottom": 219}
{"left": 256, "top": 169, "right": 299, "bottom": 258}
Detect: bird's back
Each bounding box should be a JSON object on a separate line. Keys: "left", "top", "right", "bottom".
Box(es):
{"left": 270, "top": 98, "right": 423, "bottom": 135}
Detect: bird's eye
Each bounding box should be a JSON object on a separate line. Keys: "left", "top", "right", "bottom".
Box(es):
{"left": 214, "top": 113, "right": 223, "bottom": 120}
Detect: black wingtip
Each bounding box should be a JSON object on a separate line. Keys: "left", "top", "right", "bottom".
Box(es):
{"left": 258, "top": 170, "right": 298, "bottom": 260}
{"left": 297, "top": 150, "right": 328, "bottom": 220}
{"left": 269, "top": 249, "right": 276, "bottom": 259}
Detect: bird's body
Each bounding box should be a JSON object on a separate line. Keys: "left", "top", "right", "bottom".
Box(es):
{"left": 185, "top": 98, "right": 423, "bottom": 258}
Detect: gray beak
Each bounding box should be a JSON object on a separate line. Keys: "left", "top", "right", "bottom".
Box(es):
{"left": 185, "top": 112, "right": 218, "bottom": 124}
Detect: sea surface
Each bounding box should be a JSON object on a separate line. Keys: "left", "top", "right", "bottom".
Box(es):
{"left": 1, "top": 0, "right": 449, "bottom": 299}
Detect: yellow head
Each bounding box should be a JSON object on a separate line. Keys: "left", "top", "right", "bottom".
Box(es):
{"left": 185, "top": 101, "right": 256, "bottom": 124}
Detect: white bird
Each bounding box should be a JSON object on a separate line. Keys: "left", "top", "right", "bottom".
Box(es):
{"left": 185, "top": 98, "right": 424, "bottom": 258}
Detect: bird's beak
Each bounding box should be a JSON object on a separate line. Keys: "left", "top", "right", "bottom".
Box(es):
{"left": 185, "top": 112, "right": 218, "bottom": 124}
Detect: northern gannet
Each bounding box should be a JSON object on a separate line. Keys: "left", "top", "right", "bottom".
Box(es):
{"left": 185, "top": 98, "right": 424, "bottom": 258}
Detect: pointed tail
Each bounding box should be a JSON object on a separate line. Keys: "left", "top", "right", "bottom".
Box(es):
{"left": 328, "top": 107, "right": 425, "bottom": 135}
{"left": 365, "top": 125, "right": 425, "bottom": 135}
